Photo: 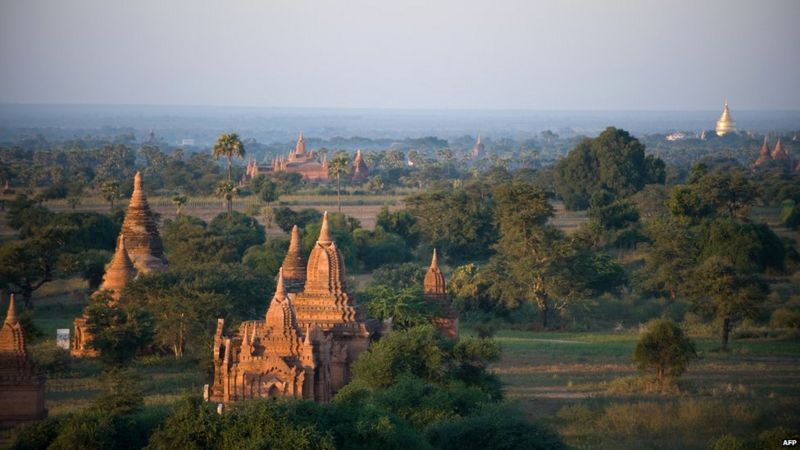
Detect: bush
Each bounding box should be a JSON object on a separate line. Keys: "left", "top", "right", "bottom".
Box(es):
{"left": 29, "top": 341, "right": 71, "bottom": 375}
{"left": 428, "top": 406, "right": 566, "bottom": 450}
{"left": 770, "top": 307, "right": 800, "bottom": 329}
{"left": 634, "top": 319, "right": 697, "bottom": 382}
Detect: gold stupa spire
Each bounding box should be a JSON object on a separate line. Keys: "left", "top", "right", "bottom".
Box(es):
{"left": 715, "top": 102, "right": 735, "bottom": 136}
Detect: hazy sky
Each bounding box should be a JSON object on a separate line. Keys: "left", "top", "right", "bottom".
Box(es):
{"left": 1, "top": 0, "right": 798, "bottom": 110}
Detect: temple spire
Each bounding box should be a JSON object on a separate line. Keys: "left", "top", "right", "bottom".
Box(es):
{"left": 772, "top": 138, "right": 788, "bottom": 160}
{"left": 98, "top": 233, "right": 136, "bottom": 298}
{"left": 5, "top": 293, "right": 18, "bottom": 325}
{"left": 134, "top": 171, "right": 142, "bottom": 194}
{"left": 275, "top": 267, "right": 287, "bottom": 300}
{"left": 282, "top": 225, "right": 307, "bottom": 292}
{"left": 318, "top": 211, "right": 332, "bottom": 243}
{"left": 431, "top": 248, "right": 439, "bottom": 269}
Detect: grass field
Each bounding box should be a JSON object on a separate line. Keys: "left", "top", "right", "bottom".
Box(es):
{"left": 475, "top": 328, "right": 800, "bottom": 449}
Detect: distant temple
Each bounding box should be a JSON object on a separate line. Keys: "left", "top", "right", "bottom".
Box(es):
{"left": 0, "top": 294, "right": 46, "bottom": 427}
{"left": 424, "top": 249, "right": 458, "bottom": 338}
{"left": 243, "top": 133, "right": 329, "bottom": 183}
{"left": 352, "top": 149, "right": 369, "bottom": 181}
{"left": 754, "top": 137, "right": 795, "bottom": 170}
{"left": 471, "top": 135, "right": 484, "bottom": 158}
{"left": 715, "top": 103, "right": 735, "bottom": 137}
{"left": 72, "top": 172, "right": 165, "bottom": 358}
{"left": 209, "top": 212, "right": 370, "bottom": 404}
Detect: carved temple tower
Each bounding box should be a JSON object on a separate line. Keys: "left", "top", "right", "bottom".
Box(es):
{"left": 0, "top": 294, "right": 46, "bottom": 426}
{"left": 210, "top": 212, "right": 370, "bottom": 404}
{"left": 424, "top": 249, "right": 459, "bottom": 338}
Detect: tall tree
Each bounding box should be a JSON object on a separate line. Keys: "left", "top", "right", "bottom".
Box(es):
{"left": 327, "top": 151, "right": 350, "bottom": 213}
{"left": 101, "top": 181, "right": 120, "bottom": 211}
{"left": 553, "top": 127, "right": 665, "bottom": 210}
{"left": 212, "top": 133, "right": 245, "bottom": 182}
{"left": 171, "top": 193, "right": 187, "bottom": 216}
{"left": 0, "top": 229, "right": 65, "bottom": 309}
{"left": 688, "top": 256, "right": 767, "bottom": 350}
{"left": 214, "top": 181, "right": 237, "bottom": 219}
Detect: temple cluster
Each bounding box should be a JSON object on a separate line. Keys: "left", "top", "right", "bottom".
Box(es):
{"left": 60, "top": 171, "right": 456, "bottom": 406}
{"left": 754, "top": 137, "right": 799, "bottom": 172}
{"left": 242, "top": 133, "right": 370, "bottom": 183}
{"left": 208, "top": 214, "right": 458, "bottom": 404}
{"left": 71, "top": 171, "right": 167, "bottom": 357}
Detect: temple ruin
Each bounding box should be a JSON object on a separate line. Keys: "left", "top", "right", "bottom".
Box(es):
{"left": 0, "top": 294, "right": 46, "bottom": 427}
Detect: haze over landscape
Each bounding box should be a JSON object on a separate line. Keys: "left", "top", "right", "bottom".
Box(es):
{"left": 1, "top": 0, "right": 799, "bottom": 111}
{"left": 1, "top": 2, "right": 799, "bottom": 450}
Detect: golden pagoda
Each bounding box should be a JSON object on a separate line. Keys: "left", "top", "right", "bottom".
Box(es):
{"left": 715, "top": 103, "right": 735, "bottom": 136}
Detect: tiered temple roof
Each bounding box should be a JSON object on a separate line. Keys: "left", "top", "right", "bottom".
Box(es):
{"left": 210, "top": 212, "right": 369, "bottom": 405}
{"left": 121, "top": 172, "right": 166, "bottom": 273}
{"left": 0, "top": 294, "right": 46, "bottom": 426}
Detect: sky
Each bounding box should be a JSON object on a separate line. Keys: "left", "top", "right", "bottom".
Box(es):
{"left": 0, "top": 0, "right": 798, "bottom": 111}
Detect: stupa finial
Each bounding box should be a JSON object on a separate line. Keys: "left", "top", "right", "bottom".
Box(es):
{"left": 318, "top": 211, "right": 332, "bottom": 243}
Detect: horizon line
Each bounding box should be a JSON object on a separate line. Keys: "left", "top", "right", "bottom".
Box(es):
{"left": 3, "top": 102, "right": 800, "bottom": 114}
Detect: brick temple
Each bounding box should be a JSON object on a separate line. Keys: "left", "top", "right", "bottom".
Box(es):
{"left": 71, "top": 172, "right": 165, "bottom": 357}
{"left": 209, "top": 212, "right": 370, "bottom": 403}
{"left": 424, "top": 249, "right": 459, "bottom": 338}
{"left": 0, "top": 294, "right": 46, "bottom": 427}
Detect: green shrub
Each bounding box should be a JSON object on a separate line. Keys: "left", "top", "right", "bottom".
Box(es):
{"left": 770, "top": 307, "right": 800, "bottom": 329}
{"left": 428, "top": 406, "right": 566, "bottom": 450}
{"left": 634, "top": 319, "right": 697, "bottom": 382}
{"left": 29, "top": 341, "right": 71, "bottom": 375}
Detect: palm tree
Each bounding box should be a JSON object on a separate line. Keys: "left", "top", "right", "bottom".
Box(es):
{"left": 212, "top": 133, "right": 246, "bottom": 182}
{"left": 214, "top": 181, "right": 237, "bottom": 219}
{"left": 327, "top": 152, "right": 351, "bottom": 213}
{"left": 172, "top": 193, "right": 187, "bottom": 216}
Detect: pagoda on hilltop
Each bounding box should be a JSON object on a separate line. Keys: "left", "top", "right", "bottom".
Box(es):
{"left": 71, "top": 235, "right": 137, "bottom": 357}
{"left": 0, "top": 294, "right": 46, "bottom": 426}
{"left": 423, "top": 249, "right": 459, "bottom": 338}
{"left": 715, "top": 103, "right": 735, "bottom": 136}
{"left": 209, "top": 212, "right": 370, "bottom": 404}
{"left": 121, "top": 172, "right": 166, "bottom": 273}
